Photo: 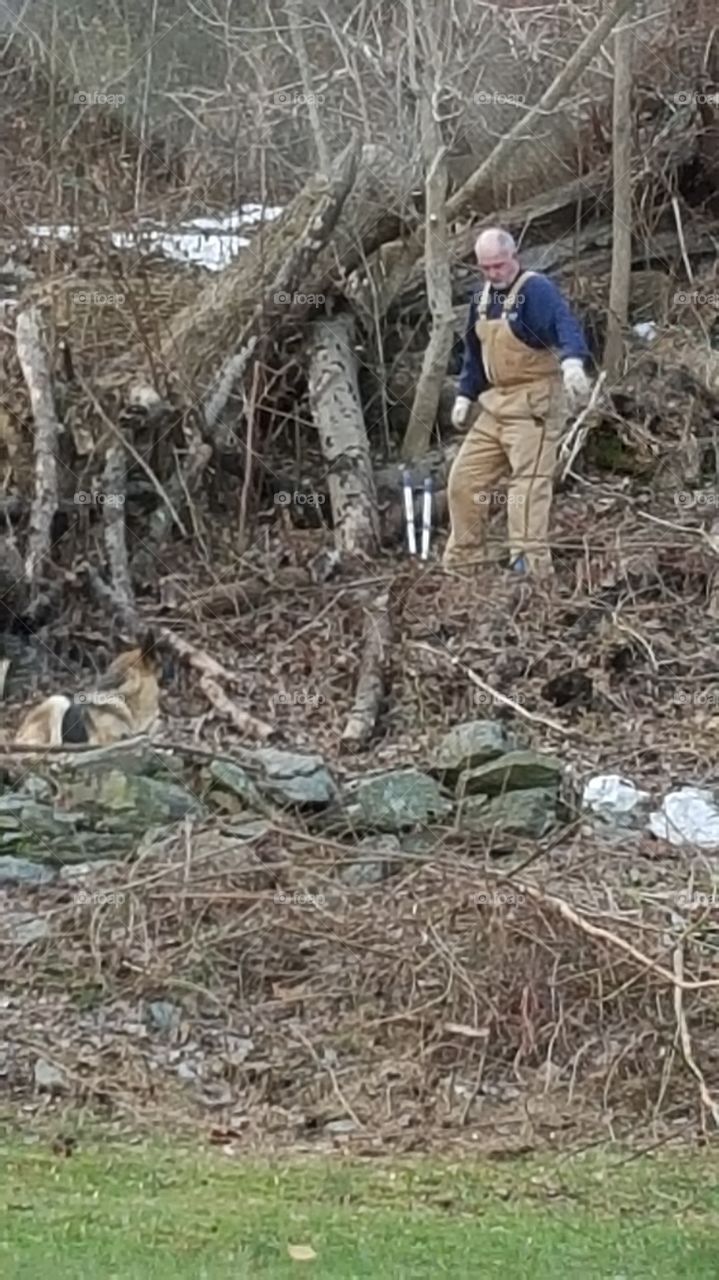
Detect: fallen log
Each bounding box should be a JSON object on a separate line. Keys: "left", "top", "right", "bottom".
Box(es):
{"left": 158, "top": 628, "right": 274, "bottom": 740}
{"left": 97, "top": 135, "right": 359, "bottom": 406}
{"left": 15, "top": 307, "right": 59, "bottom": 602}
{"left": 102, "top": 138, "right": 416, "bottom": 415}
{"left": 389, "top": 164, "right": 612, "bottom": 317}
{"left": 342, "top": 589, "right": 394, "bottom": 747}
{"left": 307, "top": 311, "right": 380, "bottom": 559}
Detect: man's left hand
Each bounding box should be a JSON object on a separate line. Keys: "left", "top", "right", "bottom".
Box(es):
{"left": 562, "top": 358, "right": 592, "bottom": 413}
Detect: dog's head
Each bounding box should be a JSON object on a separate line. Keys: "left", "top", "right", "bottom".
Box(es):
{"left": 99, "top": 630, "right": 169, "bottom": 694}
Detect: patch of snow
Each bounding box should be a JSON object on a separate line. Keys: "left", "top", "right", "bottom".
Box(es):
{"left": 26, "top": 204, "right": 283, "bottom": 272}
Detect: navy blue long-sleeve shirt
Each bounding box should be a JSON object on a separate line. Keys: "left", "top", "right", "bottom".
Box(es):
{"left": 457, "top": 271, "right": 590, "bottom": 400}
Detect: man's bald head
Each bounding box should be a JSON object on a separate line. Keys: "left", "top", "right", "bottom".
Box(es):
{"left": 474, "top": 227, "right": 519, "bottom": 288}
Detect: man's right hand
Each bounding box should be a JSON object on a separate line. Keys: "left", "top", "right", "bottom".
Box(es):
{"left": 451, "top": 396, "right": 472, "bottom": 429}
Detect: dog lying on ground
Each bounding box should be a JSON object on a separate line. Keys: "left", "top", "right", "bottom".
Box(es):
{"left": 14, "top": 631, "right": 161, "bottom": 747}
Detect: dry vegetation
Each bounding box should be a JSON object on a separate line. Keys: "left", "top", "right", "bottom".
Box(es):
{"left": 0, "top": 0, "right": 719, "bottom": 1150}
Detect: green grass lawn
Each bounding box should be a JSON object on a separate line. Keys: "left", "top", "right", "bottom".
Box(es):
{"left": 1, "top": 1133, "right": 718, "bottom": 1278}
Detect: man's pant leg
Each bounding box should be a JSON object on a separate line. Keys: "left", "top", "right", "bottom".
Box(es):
{"left": 503, "top": 386, "right": 563, "bottom": 574}
{"left": 443, "top": 409, "right": 508, "bottom": 568}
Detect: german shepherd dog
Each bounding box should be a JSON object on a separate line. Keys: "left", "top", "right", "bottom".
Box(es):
{"left": 14, "top": 631, "right": 161, "bottom": 747}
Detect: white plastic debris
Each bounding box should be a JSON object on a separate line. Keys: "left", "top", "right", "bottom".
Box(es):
{"left": 632, "top": 321, "right": 658, "bottom": 341}
{"left": 649, "top": 786, "right": 719, "bottom": 849}
{"left": 582, "top": 774, "right": 650, "bottom": 819}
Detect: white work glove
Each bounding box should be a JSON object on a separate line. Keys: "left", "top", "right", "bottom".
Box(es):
{"left": 562, "top": 358, "right": 592, "bottom": 413}
{"left": 451, "top": 395, "right": 473, "bottom": 429}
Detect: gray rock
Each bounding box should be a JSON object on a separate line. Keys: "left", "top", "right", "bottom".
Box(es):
{"left": 87, "top": 770, "right": 203, "bottom": 825}
{"left": 146, "top": 1000, "right": 182, "bottom": 1033}
{"left": 2, "top": 911, "right": 50, "bottom": 946}
{"left": 225, "top": 818, "right": 272, "bottom": 840}
{"left": 458, "top": 750, "right": 563, "bottom": 797}
{"left": 208, "top": 760, "right": 264, "bottom": 811}
{"left": 340, "top": 835, "right": 400, "bottom": 887}
{"left": 324, "top": 1118, "right": 357, "bottom": 1134}
{"left": 0, "top": 763, "right": 202, "bottom": 863}
{"left": 459, "top": 788, "right": 557, "bottom": 840}
{"left": 344, "top": 769, "right": 453, "bottom": 832}
{"left": 433, "top": 720, "right": 515, "bottom": 780}
{"left": 0, "top": 856, "right": 56, "bottom": 887}
{"left": 244, "top": 747, "right": 337, "bottom": 807}
{"left": 18, "top": 774, "right": 53, "bottom": 802}
{"left": 60, "top": 860, "right": 115, "bottom": 881}
{"left": 34, "top": 1057, "right": 67, "bottom": 1094}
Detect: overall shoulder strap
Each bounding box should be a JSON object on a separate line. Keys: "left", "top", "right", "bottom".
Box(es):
{"left": 502, "top": 269, "right": 536, "bottom": 315}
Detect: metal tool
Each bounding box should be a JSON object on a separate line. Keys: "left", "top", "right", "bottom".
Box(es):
{"left": 402, "top": 470, "right": 433, "bottom": 559}
{"left": 420, "top": 476, "right": 432, "bottom": 560}
{"left": 402, "top": 469, "right": 417, "bottom": 555}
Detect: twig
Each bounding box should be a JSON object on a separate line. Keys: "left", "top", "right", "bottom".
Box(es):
{"left": 671, "top": 195, "right": 694, "bottom": 287}
{"left": 0, "top": 734, "right": 149, "bottom": 755}
{"left": 558, "top": 372, "right": 607, "bottom": 480}
{"left": 159, "top": 628, "right": 274, "bottom": 739}
{"left": 199, "top": 673, "right": 274, "bottom": 741}
{"left": 411, "top": 641, "right": 582, "bottom": 740}
{"left": 291, "top": 1022, "right": 365, "bottom": 1129}
{"left": 673, "top": 942, "right": 719, "bottom": 1126}
{"left": 512, "top": 877, "right": 719, "bottom": 992}
{"left": 76, "top": 372, "right": 188, "bottom": 538}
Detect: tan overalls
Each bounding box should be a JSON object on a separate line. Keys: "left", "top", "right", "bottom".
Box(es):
{"left": 443, "top": 269, "right": 566, "bottom": 575}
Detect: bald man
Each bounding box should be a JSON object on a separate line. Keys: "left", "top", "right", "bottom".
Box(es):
{"left": 444, "top": 228, "right": 591, "bottom": 576}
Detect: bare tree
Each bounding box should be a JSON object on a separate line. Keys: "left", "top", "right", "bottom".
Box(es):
{"left": 401, "top": 0, "right": 455, "bottom": 461}
{"left": 604, "top": 14, "right": 634, "bottom": 379}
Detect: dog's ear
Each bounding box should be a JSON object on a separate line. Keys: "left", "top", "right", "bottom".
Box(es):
{"left": 139, "top": 630, "right": 157, "bottom": 659}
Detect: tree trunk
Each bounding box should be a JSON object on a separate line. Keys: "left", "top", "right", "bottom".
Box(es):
{"left": 445, "top": 0, "right": 641, "bottom": 224}
{"left": 604, "top": 17, "right": 634, "bottom": 378}
{"left": 16, "top": 307, "right": 59, "bottom": 599}
{"left": 368, "top": 0, "right": 641, "bottom": 313}
{"left": 401, "top": 83, "right": 454, "bottom": 460}
{"left": 307, "top": 312, "right": 380, "bottom": 558}
{"left": 98, "top": 136, "right": 359, "bottom": 403}
{"left": 287, "top": 0, "right": 330, "bottom": 176}
{"left": 102, "top": 443, "right": 137, "bottom": 634}
{"left": 394, "top": 166, "right": 612, "bottom": 316}
{"left": 99, "top": 141, "right": 414, "bottom": 411}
